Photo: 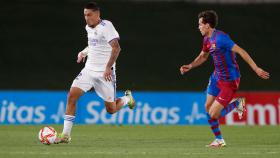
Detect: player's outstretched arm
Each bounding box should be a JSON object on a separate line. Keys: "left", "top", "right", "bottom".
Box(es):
{"left": 180, "top": 51, "right": 209, "bottom": 75}
{"left": 104, "top": 39, "right": 121, "bottom": 81}
{"left": 232, "top": 44, "right": 270, "bottom": 79}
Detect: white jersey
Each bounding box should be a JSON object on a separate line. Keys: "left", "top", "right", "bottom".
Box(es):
{"left": 84, "top": 20, "right": 119, "bottom": 71}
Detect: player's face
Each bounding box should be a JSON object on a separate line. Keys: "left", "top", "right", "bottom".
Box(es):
{"left": 84, "top": 9, "right": 100, "bottom": 27}
{"left": 198, "top": 18, "right": 210, "bottom": 36}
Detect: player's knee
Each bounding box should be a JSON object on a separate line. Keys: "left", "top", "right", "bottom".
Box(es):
{"left": 209, "top": 112, "right": 219, "bottom": 119}
{"left": 105, "top": 102, "right": 117, "bottom": 114}
{"left": 105, "top": 106, "right": 116, "bottom": 114}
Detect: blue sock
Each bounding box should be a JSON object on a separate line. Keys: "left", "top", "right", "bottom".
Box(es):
{"left": 220, "top": 100, "right": 239, "bottom": 117}
{"left": 207, "top": 113, "right": 222, "bottom": 139}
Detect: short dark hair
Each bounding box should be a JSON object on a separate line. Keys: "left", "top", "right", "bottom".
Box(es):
{"left": 198, "top": 10, "right": 218, "bottom": 28}
{"left": 84, "top": 2, "right": 100, "bottom": 11}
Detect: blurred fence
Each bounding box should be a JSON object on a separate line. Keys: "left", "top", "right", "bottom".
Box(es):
{"left": 1, "top": 91, "right": 279, "bottom": 125}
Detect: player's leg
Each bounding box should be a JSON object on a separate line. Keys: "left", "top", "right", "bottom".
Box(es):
{"left": 206, "top": 94, "right": 225, "bottom": 143}
{"left": 104, "top": 90, "right": 135, "bottom": 114}
{"left": 217, "top": 79, "right": 245, "bottom": 119}
{"left": 206, "top": 80, "right": 241, "bottom": 147}
{"left": 205, "top": 74, "right": 226, "bottom": 147}
{"left": 54, "top": 87, "right": 84, "bottom": 144}
{"left": 206, "top": 98, "right": 225, "bottom": 145}
{"left": 94, "top": 72, "right": 135, "bottom": 114}
{"left": 208, "top": 100, "right": 224, "bottom": 119}
{"left": 205, "top": 94, "right": 216, "bottom": 113}
{"left": 62, "top": 87, "right": 84, "bottom": 135}
{"left": 55, "top": 69, "right": 93, "bottom": 144}
{"left": 206, "top": 100, "right": 226, "bottom": 147}
{"left": 205, "top": 95, "right": 224, "bottom": 141}
{"left": 104, "top": 99, "right": 125, "bottom": 114}
{"left": 219, "top": 97, "right": 245, "bottom": 119}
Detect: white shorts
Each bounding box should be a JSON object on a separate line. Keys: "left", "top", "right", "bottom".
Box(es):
{"left": 71, "top": 68, "right": 116, "bottom": 102}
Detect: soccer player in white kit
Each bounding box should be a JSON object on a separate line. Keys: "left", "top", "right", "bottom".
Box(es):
{"left": 55, "top": 2, "right": 135, "bottom": 143}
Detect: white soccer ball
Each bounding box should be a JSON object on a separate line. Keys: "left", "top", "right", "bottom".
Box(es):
{"left": 38, "top": 126, "right": 57, "bottom": 145}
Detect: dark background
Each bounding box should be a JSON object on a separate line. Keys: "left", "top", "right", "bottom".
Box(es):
{"left": 1, "top": 0, "right": 279, "bottom": 91}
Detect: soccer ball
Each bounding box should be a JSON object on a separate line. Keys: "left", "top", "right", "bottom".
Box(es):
{"left": 38, "top": 126, "right": 57, "bottom": 145}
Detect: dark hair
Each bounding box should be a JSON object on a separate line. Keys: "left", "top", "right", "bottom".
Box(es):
{"left": 198, "top": 10, "right": 218, "bottom": 28}
{"left": 84, "top": 2, "right": 100, "bottom": 11}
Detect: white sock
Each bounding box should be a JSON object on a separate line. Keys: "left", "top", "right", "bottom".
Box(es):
{"left": 120, "top": 96, "right": 130, "bottom": 105}
{"left": 62, "top": 115, "right": 75, "bottom": 136}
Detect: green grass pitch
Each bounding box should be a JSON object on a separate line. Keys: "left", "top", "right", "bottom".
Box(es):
{"left": 0, "top": 125, "right": 279, "bottom": 158}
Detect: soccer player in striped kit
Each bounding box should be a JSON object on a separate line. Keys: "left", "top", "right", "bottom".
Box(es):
{"left": 180, "top": 10, "right": 270, "bottom": 147}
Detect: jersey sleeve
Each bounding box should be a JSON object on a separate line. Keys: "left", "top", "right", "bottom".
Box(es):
{"left": 202, "top": 37, "right": 210, "bottom": 53}
{"left": 218, "top": 34, "right": 235, "bottom": 50}
{"left": 103, "top": 22, "right": 120, "bottom": 43}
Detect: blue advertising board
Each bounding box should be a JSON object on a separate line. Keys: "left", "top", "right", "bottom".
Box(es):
{"left": 0, "top": 91, "right": 208, "bottom": 125}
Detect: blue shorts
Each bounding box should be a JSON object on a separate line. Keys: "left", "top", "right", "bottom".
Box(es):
{"left": 206, "top": 74, "right": 220, "bottom": 96}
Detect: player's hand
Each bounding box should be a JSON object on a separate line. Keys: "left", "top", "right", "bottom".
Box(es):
{"left": 77, "top": 52, "right": 86, "bottom": 63}
{"left": 255, "top": 67, "right": 270, "bottom": 79}
{"left": 180, "top": 64, "right": 192, "bottom": 75}
{"left": 103, "top": 67, "right": 113, "bottom": 81}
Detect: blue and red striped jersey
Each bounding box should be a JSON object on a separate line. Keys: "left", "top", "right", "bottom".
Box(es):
{"left": 202, "top": 29, "right": 240, "bottom": 81}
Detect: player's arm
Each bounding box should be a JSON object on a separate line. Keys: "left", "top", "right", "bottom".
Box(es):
{"left": 232, "top": 44, "right": 270, "bottom": 79}
{"left": 77, "top": 46, "right": 89, "bottom": 63}
{"left": 180, "top": 51, "right": 209, "bottom": 75}
{"left": 104, "top": 39, "right": 121, "bottom": 81}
